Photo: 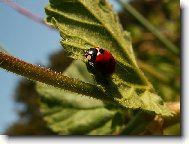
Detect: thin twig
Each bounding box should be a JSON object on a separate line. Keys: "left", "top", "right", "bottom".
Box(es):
{"left": 0, "top": 0, "right": 53, "bottom": 29}
{"left": 117, "top": 0, "right": 179, "bottom": 55}
{"left": 137, "top": 60, "right": 170, "bottom": 83}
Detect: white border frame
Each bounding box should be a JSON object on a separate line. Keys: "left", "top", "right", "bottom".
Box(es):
{"left": 0, "top": 1, "right": 187, "bottom": 144}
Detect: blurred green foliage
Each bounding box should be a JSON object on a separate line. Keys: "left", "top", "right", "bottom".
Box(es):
{"left": 118, "top": 0, "right": 180, "bottom": 135}
{"left": 119, "top": 0, "right": 180, "bottom": 102}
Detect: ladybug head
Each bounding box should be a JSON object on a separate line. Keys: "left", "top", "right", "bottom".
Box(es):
{"left": 85, "top": 48, "right": 98, "bottom": 63}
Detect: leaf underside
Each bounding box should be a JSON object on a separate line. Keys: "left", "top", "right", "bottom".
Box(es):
{"left": 37, "top": 60, "right": 119, "bottom": 135}
{"left": 38, "top": 0, "right": 173, "bottom": 134}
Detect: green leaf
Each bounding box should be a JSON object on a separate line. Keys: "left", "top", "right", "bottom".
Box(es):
{"left": 37, "top": 60, "right": 120, "bottom": 135}
{"left": 44, "top": 0, "right": 173, "bottom": 117}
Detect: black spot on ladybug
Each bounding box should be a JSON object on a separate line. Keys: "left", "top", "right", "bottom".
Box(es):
{"left": 109, "top": 58, "right": 113, "bottom": 63}
{"left": 99, "top": 49, "right": 104, "bottom": 54}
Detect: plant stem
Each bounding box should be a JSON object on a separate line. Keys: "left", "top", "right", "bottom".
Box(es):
{"left": 0, "top": 52, "right": 109, "bottom": 100}
{"left": 118, "top": 0, "right": 179, "bottom": 55}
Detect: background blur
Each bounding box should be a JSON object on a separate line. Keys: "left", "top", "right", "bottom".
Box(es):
{"left": 0, "top": 0, "right": 180, "bottom": 135}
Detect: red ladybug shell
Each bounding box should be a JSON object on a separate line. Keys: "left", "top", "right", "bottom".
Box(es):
{"left": 85, "top": 48, "right": 115, "bottom": 76}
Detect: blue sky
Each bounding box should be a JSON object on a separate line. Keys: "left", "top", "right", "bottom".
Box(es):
{"left": 0, "top": 0, "right": 61, "bottom": 133}
{"left": 0, "top": 0, "right": 121, "bottom": 134}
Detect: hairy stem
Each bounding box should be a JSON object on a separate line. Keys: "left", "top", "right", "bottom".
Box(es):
{"left": 118, "top": 0, "right": 179, "bottom": 55}
{"left": 0, "top": 52, "right": 109, "bottom": 100}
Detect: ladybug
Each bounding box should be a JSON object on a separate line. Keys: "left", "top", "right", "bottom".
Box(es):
{"left": 85, "top": 47, "right": 116, "bottom": 76}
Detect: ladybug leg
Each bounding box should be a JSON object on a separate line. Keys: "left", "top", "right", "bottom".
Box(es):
{"left": 86, "top": 62, "right": 95, "bottom": 73}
